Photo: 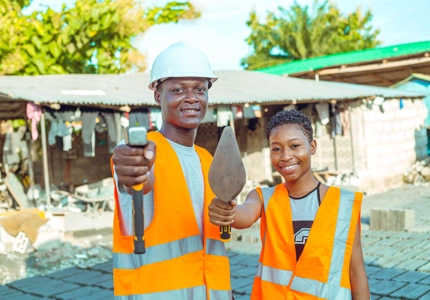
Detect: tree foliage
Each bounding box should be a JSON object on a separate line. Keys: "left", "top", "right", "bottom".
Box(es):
{"left": 242, "top": 0, "right": 381, "bottom": 70}
{"left": 0, "top": 0, "right": 200, "bottom": 75}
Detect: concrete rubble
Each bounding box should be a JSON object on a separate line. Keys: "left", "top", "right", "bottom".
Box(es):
{"left": 403, "top": 158, "right": 430, "bottom": 186}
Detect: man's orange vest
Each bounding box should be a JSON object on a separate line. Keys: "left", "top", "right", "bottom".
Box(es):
{"left": 251, "top": 184, "right": 362, "bottom": 300}
{"left": 111, "top": 132, "right": 231, "bottom": 299}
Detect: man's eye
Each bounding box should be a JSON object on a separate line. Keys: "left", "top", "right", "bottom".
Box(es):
{"left": 196, "top": 87, "right": 206, "bottom": 92}
{"left": 173, "top": 88, "right": 183, "bottom": 92}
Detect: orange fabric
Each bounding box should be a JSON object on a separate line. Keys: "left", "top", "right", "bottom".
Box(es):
{"left": 252, "top": 184, "right": 362, "bottom": 299}
{"left": 340, "top": 192, "right": 362, "bottom": 289}
{"left": 111, "top": 132, "right": 230, "bottom": 297}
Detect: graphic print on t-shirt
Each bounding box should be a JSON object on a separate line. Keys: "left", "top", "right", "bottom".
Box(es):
{"left": 293, "top": 220, "right": 314, "bottom": 261}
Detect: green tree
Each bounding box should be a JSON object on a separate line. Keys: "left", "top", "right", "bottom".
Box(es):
{"left": 0, "top": 0, "right": 200, "bottom": 75}
{"left": 242, "top": 0, "right": 381, "bottom": 70}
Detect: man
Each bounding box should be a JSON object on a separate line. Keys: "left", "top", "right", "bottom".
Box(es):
{"left": 111, "top": 42, "right": 232, "bottom": 299}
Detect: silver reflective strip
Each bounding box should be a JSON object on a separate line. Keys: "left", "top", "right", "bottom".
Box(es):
{"left": 255, "top": 262, "right": 293, "bottom": 287}
{"left": 291, "top": 189, "right": 355, "bottom": 299}
{"left": 115, "top": 285, "right": 206, "bottom": 300}
{"left": 209, "top": 289, "right": 232, "bottom": 300}
{"left": 206, "top": 238, "right": 227, "bottom": 257}
{"left": 114, "top": 235, "right": 203, "bottom": 269}
{"left": 261, "top": 187, "right": 275, "bottom": 213}
{"left": 291, "top": 276, "right": 351, "bottom": 300}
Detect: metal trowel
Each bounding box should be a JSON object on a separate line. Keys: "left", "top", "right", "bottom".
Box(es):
{"left": 208, "top": 126, "right": 246, "bottom": 242}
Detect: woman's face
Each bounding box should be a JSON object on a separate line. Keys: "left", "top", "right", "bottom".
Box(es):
{"left": 269, "top": 124, "right": 316, "bottom": 182}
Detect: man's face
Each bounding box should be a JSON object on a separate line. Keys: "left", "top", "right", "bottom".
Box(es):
{"left": 154, "top": 77, "right": 209, "bottom": 130}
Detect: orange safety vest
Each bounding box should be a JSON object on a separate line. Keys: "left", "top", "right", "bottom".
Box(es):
{"left": 251, "top": 184, "right": 362, "bottom": 300}
{"left": 111, "top": 132, "right": 231, "bottom": 299}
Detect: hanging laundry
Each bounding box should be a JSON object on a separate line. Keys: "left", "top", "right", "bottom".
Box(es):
{"left": 339, "top": 104, "right": 350, "bottom": 136}
{"left": 330, "top": 104, "right": 342, "bottom": 138}
{"left": 26, "top": 103, "right": 42, "bottom": 141}
{"left": 81, "top": 111, "right": 98, "bottom": 157}
{"left": 201, "top": 107, "right": 216, "bottom": 123}
{"left": 149, "top": 108, "right": 162, "bottom": 130}
{"left": 232, "top": 106, "right": 243, "bottom": 119}
{"left": 315, "top": 103, "right": 330, "bottom": 125}
{"left": 315, "top": 119, "right": 323, "bottom": 138}
{"left": 216, "top": 105, "right": 232, "bottom": 127}
{"left": 243, "top": 106, "right": 256, "bottom": 118}
{"left": 101, "top": 112, "right": 117, "bottom": 154}
{"left": 129, "top": 109, "right": 151, "bottom": 128}
{"left": 63, "top": 126, "right": 73, "bottom": 152}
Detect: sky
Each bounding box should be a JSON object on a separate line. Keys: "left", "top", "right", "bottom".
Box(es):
{"left": 25, "top": 0, "right": 430, "bottom": 72}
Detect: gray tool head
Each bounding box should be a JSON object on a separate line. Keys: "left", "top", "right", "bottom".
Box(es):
{"left": 125, "top": 127, "right": 148, "bottom": 147}
{"left": 208, "top": 126, "right": 246, "bottom": 202}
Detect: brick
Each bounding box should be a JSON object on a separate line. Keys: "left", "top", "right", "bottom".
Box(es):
{"left": 231, "top": 264, "right": 247, "bottom": 274}
{"left": 234, "top": 295, "right": 250, "bottom": 300}
{"left": 390, "top": 283, "right": 430, "bottom": 299}
{"left": 390, "top": 231, "right": 416, "bottom": 239}
{"left": 395, "top": 259, "right": 429, "bottom": 271}
{"left": 234, "top": 266, "right": 257, "bottom": 278}
{"left": 8, "top": 293, "right": 44, "bottom": 300}
{"left": 418, "top": 262, "right": 430, "bottom": 273}
{"left": 369, "top": 268, "right": 406, "bottom": 280}
{"left": 392, "top": 238, "right": 423, "bottom": 248}
{"left": 46, "top": 266, "right": 83, "bottom": 279}
{"left": 363, "top": 245, "right": 386, "bottom": 256}
{"left": 393, "top": 271, "right": 430, "bottom": 283}
{"left": 89, "top": 262, "right": 113, "bottom": 274}
{"left": 231, "top": 277, "right": 254, "bottom": 291}
{"left": 419, "top": 275, "right": 430, "bottom": 285}
{"left": 56, "top": 286, "right": 108, "bottom": 300}
{"left": 365, "top": 266, "right": 383, "bottom": 276}
{"left": 372, "top": 238, "right": 400, "bottom": 247}
{"left": 61, "top": 270, "right": 105, "bottom": 285}
{"left": 94, "top": 280, "right": 113, "bottom": 290}
{"left": 365, "top": 230, "right": 398, "bottom": 239}
{"left": 415, "top": 241, "right": 430, "bottom": 250}
{"left": 235, "top": 282, "right": 253, "bottom": 295}
{"left": 370, "top": 294, "right": 380, "bottom": 300}
{"left": 364, "top": 255, "right": 380, "bottom": 265}
{"left": 410, "top": 233, "right": 430, "bottom": 240}
{"left": 371, "top": 256, "right": 405, "bottom": 269}
{"left": 420, "top": 291, "right": 430, "bottom": 300}
{"left": 7, "top": 276, "right": 48, "bottom": 290}
{"left": 415, "top": 250, "right": 430, "bottom": 260}
{"left": 370, "top": 280, "right": 406, "bottom": 296}
{"left": 25, "top": 279, "right": 80, "bottom": 297}
{"left": 373, "top": 246, "right": 399, "bottom": 257}
{"left": 399, "top": 248, "right": 424, "bottom": 260}
{"left": 361, "top": 237, "right": 381, "bottom": 246}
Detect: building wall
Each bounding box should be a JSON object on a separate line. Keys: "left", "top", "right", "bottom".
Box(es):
{"left": 354, "top": 98, "right": 428, "bottom": 194}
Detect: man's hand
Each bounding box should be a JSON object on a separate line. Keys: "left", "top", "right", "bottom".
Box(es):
{"left": 112, "top": 141, "right": 156, "bottom": 190}
{"left": 208, "top": 198, "right": 237, "bottom": 226}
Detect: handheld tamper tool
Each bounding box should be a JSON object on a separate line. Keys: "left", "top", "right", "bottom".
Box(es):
{"left": 124, "top": 126, "right": 148, "bottom": 254}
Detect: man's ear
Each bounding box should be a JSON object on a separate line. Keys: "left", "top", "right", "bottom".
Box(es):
{"left": 154, "top": 90, "right": 161, "bottom": 105}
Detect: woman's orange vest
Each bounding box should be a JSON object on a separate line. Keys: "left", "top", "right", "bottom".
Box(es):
{"left": 111, "top": 132, "right": 231, "bottom": 299}
{"left": 251, "top": 184, "right": 362, "bottom": 300}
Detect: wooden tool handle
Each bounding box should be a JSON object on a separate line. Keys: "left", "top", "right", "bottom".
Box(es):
{"left": 220, "top": 225, "right": 231, "bottom": 242}
{"left": 132, "top": 185, "right": 145, "bottom": 254}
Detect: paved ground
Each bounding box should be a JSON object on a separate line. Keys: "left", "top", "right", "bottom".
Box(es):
{"left": 1, "top": 184, "right": 430, "bottom": 299}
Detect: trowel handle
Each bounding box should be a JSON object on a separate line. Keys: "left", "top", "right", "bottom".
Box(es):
{"left": 220, "top": 225, "right": 231, "bottom": 242}
{"left": 132, "top": 185, "right": 145, "bottom": 254}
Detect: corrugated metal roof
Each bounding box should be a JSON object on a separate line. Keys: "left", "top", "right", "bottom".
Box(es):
{"left": 0, "top": 71, "right": 423, "bottom": 107}
{"left": 390, "top": 73, "right": 430, "bottom": 88}
{"left": 258, "top": 41, "right": 430, "bottom": 76}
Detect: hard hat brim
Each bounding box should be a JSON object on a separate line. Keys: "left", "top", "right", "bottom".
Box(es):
{"left": 148, "top": 75, "right": 218, "bottom": 91}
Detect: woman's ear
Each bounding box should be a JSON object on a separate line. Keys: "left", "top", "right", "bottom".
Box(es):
{"left": 310, "top": 139, "right": 317, "bottom": 155}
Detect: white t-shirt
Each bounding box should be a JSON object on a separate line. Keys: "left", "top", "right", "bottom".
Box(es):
{"left": 113, "top": 138, "right": 205, "bottom": 240}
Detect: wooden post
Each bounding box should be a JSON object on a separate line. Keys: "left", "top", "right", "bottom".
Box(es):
{"left": 40, "top": 112, "right": 51, "bottom": 208}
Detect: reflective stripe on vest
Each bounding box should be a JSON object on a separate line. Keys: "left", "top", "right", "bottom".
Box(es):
{"left": 206, "top": 238, "right": 228, "bottom": 257}
{"left": 113, "top": 235, "right": 203, "bottom": 269}
{"left": 261, "top": 187, "right": 275, "bottom": 214}
{"left": 290, "top": 189, "right": 355, "bottom": 299}
{"left": 114, "top": 285, "right": 206, "bottom": 300}
{"left": 256, "top": 262, "right": 293, "bottom": 286}
{"left": 209, "top": 289, "right": 233, "bottom": 300}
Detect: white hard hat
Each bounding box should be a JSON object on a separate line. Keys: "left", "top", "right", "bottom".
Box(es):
{"left": 148, "top": 41, "right": 218, "bottom": 90}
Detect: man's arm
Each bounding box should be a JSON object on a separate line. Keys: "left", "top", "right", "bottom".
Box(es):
{"left": 350, "top": 220, "right": 370, "bottom": 299}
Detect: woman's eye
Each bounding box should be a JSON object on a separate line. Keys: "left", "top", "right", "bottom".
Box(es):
{"left": 271, "top": 147, "right": 280, "bottom": 152}
{"left": 291, "top": 144, "right": 300, "bottom": 149}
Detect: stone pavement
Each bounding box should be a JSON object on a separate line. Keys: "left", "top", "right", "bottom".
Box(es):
{"left": 1, "top": 185, "right": 430, "bottom": 299}
{"left": 1, "top": 229, "right": 430, "bottom": 299}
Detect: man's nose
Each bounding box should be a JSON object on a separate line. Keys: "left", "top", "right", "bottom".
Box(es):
{"left": 185, "top": 88, "right": 198, "bottom": 102}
